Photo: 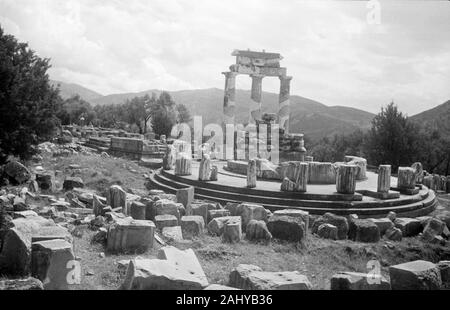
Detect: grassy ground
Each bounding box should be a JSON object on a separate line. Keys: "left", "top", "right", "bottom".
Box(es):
{"left": 29, "top": 152, "right": 450, "bottom": 290}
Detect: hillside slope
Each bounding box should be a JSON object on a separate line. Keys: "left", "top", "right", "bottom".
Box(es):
{"left": 410, "top": 100, "right": 450, "bottom": 135}
{"left": 50, "top": 80, "right": 103, "bottom": 101}
{"left": 91, "top": 88, "right": 375, "bottom": 140}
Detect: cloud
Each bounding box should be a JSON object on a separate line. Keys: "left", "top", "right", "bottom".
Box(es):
{"left": 0, "top": 0, "right": 449, "bottom": 115}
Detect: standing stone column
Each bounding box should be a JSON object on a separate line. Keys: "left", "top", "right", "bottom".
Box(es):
{"left": 336, "top": 165, "right": 357, "bottom": 194}
{"left": 174, "top": 153, "right": 192, "bottom": 176}
{"left": 249, "top": 74, "right": 264, "bottom": 124}
{"left": 397, "top": 167, "right": 416, "bottom": 189}
{"left": 107, "top": 185, "right": 127, "bottom": 213}
{"left": 222, "top": 71, "right": 237, "bottom": 125}
{"left": 198, "top": 154, "right": 212, "bottom": 181}
{"left": 278, "top": 76, "right": 292, "bottom": 133}
{"left": 377, "top": 165, "right": 391, "bottom": 193}
{"left": 247, "top": 159, "right": 257, "bottom": 188}
{"left": 162, "top": 145, "right": 175, "bottom": 170}
{"left": 295, "top": 162, "right": 309, "bottom": 192}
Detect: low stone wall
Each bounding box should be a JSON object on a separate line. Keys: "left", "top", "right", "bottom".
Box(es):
{"left": 85, "top": 137, "right": 110, "bottom": 151}
{"left": 109, "top": 137, "right": 144, "bottom": 159}
{"left": 110, "top": 137, "right": 143, "bottom": 153}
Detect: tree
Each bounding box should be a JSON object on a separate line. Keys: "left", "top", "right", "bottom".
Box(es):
{"left": 57, "top": 95, "right": 96, "bottom": 125}
{"left": 149, "top": 92, "right": 177, "bottom": 136}
{"left": 176, "top": 103, "right": 192, "bottom": 124}
{"left": 122, "top": 95, "right": 149, "bottom": 134}
{"left": 366, "top": 102, "right": 420, "bottom": 171}
{"left": 0, "top": 26, "right": 62, "bottom": 163}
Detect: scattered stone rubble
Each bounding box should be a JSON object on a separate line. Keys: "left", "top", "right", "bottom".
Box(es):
{"left": 1, "top": 151, "right": 450, "bottom": 290}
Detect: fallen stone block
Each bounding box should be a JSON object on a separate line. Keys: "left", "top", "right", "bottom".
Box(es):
{"left": 31, "top": 225, "right": 73, "bottom": 244}
{"left": 62, "top": 177, "right": 84, "bottom": 191}
{"left": 107, "top": 218, "right": 155, "bottom": 254}
{"left": 162, "top": 226, "right": 183, "bottom": 241}
{"left": 155, "top": 199, "right": 183, "bottom": 221}
{"left": 157, "top": 246, "right": 208, "bottom": 287}
{"left": 180, "top": 216, "right": 205, "bottom": 239}
{"left": 0, "top": 277, "right": 43, "bottom": 290}
{"left": 330, "top": 272, "right": 390, "bottom": 290}
{"left": 141, "top": 197, "right": 156, "bottom": 221}
{"left": 394, "top": 218, "right": 422, "bottom": 237}
{"left": 384, "top": 226, "right": 403, "bottom": 241}
{"left": 92, "top": 194, "right": 107, "bottom": 217}
{"left": 207, "top": 216, "right": 238, "bottom": 236}
{"left": 155, "top": 215, "right": 179, "bottom": 231}
{"left": 224, "top": 202, "right": 240, "bottom": 216}
{"left": 352, "top": 219, "right": 380, "bottom": 243}
{"left": 31, "top": 239, "right": 75, "bottom": 290}
{"left": 106, "top": 185, "right": 127, "bottom": 213}
{"left": 122, "top": 259, "right": 206, "bottom": 290}
{"left": 130, "top": 201, "right": 146, "bottom": 220}
{"left": 389, "top": 260, "right": 442, "bottom": 290}
{"left": 208, "top": 209, "right": 231, "bottom": 223}
{"left": 422, "top": 217, "right": 446, "bottom": 242}
{"left": 229, "top": 264, "right": 312, "bottom": 290}
{"left": 317, "top": 223, "right": 338, "bottom": 240}
{"left": 245, "top": 220, "right": 272, "bottom": 242}
{"left": 268, "top": 215, "right": 305, "bottom": 242}
{"left": 0, "top": 216, "right": 69, "bottom": 276}
{"left": 35, "top": 173, "right": 54, "bottom": 191}
{"left": 191, "top": 202, "right": 217, "bottom": 224}
{"left": 4, "top": 160, "right": 31, "bottom": 184}
{"left": 236, "top": 203, "right": 268, "bottom": 229}
{"left": 222, "top": 217, "right": 242, "bottom": 243}
{"left": 312, "top": 213, "right": 348, "bottom": 240}
{"left": 273, "top": 209, "right": 309, "bottom": 233}
{"left": 176, "top": 187, "right": 194, "bottom": 212}
{"left": 368, "top": 218, "right": 394, "bottom": 235}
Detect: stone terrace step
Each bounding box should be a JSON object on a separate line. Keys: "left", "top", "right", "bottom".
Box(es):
{"left": 147, "top": 170, "right": 437, "bottom": 218}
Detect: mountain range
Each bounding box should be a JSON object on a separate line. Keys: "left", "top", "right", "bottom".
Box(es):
{"left": 51, "top": 80, "right": 448, "bottom": 141}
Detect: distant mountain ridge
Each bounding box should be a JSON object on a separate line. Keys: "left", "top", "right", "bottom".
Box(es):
{"left": 410, "top": 100, "right": 450, "bottom": 136}
{"left": 50, "top": 80, "right": 395, "bottom": 140}
{"left": 51, "top": 80, "right": 103, "bottom": 101}
{"left": 89, "top": 87, "right": 375, "bottom": 140}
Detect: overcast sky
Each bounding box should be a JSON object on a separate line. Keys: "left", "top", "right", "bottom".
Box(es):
{"left": 1, "top": 0, "right": 449, "bottom": 115}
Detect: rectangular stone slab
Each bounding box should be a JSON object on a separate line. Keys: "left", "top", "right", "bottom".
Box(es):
{"left": 31, "top": 239, "right": 75, "bottom": 290}
{"left": 389, "top": 260, "right": 442, "bottom": 290}
{"left": 107, "top": 218, "right": 155, "bottom": 254}
{"left": 157, "top": 246, "right": 209, "bottom": 287}
{"left": 122, "top": 259, "right": 206, "bottom": 290}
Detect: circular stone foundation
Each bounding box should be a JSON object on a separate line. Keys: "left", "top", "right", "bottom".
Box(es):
{"left": 147, "top": 161, "right": 437, "bottom": 218}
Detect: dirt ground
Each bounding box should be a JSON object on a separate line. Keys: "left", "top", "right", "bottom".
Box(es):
{"left": 30, "top": 152, "right": 450, "bottom": 290}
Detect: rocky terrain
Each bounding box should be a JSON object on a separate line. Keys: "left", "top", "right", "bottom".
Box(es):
{"left": 0, "top": 138, "right": 449, "bottom": 290}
